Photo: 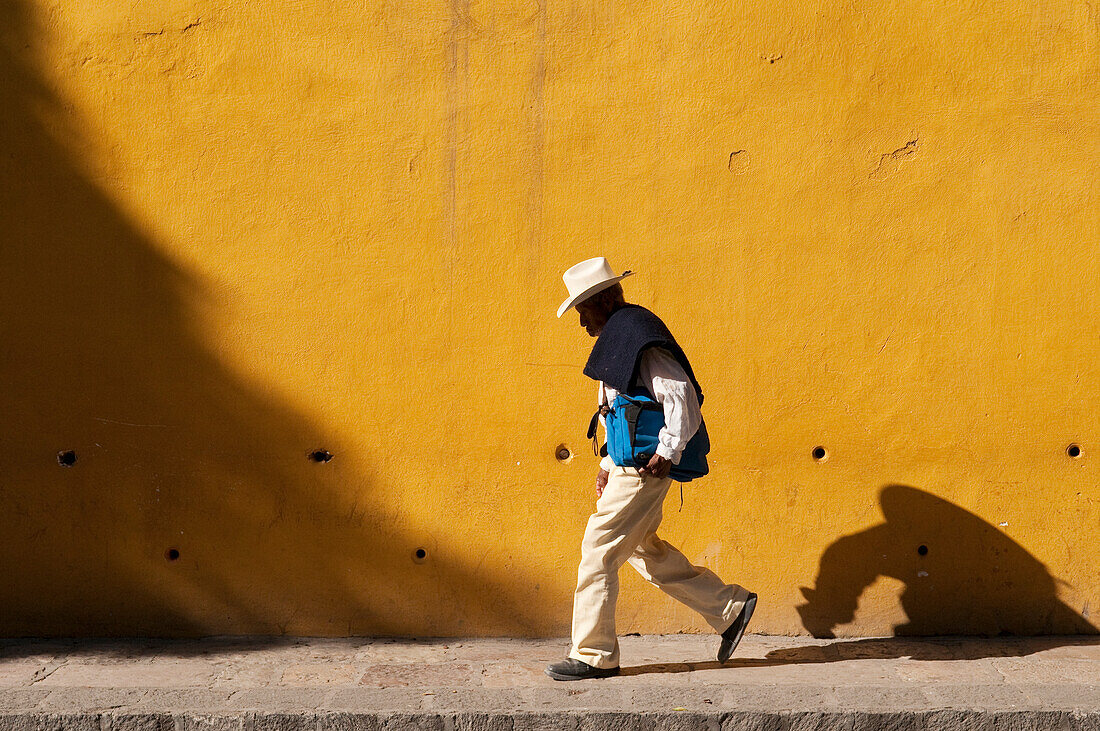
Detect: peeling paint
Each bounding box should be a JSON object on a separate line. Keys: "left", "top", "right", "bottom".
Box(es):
{"left": 870, "top": 138, "right": 919, "bottom": 179}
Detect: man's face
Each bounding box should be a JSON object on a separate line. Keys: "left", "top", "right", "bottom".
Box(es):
{"left": 576, "top": 299, "right": 610, "bottom": 337}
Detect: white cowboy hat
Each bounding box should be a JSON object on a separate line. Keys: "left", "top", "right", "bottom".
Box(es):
{"left": 556, "top": 257, "right": 634, "bottom": 318}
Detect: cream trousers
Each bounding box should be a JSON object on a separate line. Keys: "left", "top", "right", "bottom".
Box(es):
{"left": 568, "top": 465, "right": 750, "bottom": 669}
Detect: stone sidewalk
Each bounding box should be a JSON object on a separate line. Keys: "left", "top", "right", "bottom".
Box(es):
{"left": 2, "top": 634, "right": 1100, "bottom": 729}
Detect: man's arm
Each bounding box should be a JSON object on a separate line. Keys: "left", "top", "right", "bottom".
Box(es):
{"left": 638, "top": 346, "right": 702, "bottom": 478}
{"left": 596, "top": 382, "right": 613, "bottom": 496}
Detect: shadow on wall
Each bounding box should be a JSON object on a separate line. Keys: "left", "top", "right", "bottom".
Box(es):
{"left": 608, "top": 483, "right": 1100, "bottom": 676}
{"left": 0, "top": 0, "right": 542, "bottom": 643}
{"left": 797, "top": 484, "right": 1097, "bottom": 638}
{"left": 616, "top": 485, "right": 1100, "bottom": 675}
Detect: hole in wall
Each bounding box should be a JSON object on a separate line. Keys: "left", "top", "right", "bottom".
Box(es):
{"left": 917, "top": 544, "right": 929, "bottom": 556}
{"left": 412, "top": 548, "right": 428, "bottom": 563}
{"left": 165, "top": 548, "right": 181, "bottom": 561}
{"left": 1067, "top": 444, "right": 1082, "bottom": 459}
{"left": 555, "top": 444, "right": 572, "bottom": 462}
{"left": 811, "top": 446, "right": 828, "bottom": 462}
{"left": 57, "top": 450, "right": 76, "bottom": 467}
{"left": 308, "top": 449, "right": 334, "bottom": 463}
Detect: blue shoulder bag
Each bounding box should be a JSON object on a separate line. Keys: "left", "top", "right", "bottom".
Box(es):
{"left": 586, "top": 387, "right": 710, "bottom": 482}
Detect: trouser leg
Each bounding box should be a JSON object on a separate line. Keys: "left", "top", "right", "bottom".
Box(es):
{"left": 568, "top": 466, "right": 671, "bottom": 669}
{"left": 627, "top": 526, "right": 751, "bottom": 633}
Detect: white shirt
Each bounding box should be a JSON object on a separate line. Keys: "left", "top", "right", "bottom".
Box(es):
{"left": 597, "top": 346, "right": 703, "bottom": 472}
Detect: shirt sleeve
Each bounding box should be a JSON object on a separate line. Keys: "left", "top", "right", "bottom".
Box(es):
{"left": 638, "top": 347, "right": 702, "bottom": 464}
{"left": 598, "top": 382, "right": 615, "bottom": 472}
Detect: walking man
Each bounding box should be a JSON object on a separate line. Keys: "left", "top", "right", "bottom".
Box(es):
{"left": 545, "top": 257, "right": 757, "bottom": 681}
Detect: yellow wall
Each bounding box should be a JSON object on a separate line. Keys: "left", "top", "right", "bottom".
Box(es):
{"left": 1, "top": 0, "right": 1098, "bottom": 637}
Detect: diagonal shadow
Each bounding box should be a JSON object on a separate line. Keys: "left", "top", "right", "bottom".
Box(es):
{"left": 0, "top": 0, "right": 546, "bottom": 653}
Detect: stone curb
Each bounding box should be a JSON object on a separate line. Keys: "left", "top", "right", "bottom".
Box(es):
{"left": 4, "top": 711, "right": 1100, "bottom": 731}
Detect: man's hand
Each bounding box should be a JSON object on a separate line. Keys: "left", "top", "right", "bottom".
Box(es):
{"left": 595, "top": 469, "right": 609, "bottom": 498}
{"left": 639, "top": 453, "right": 672, "bottom": 479}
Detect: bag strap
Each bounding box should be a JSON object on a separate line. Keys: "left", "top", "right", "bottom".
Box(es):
{"left": 616, "top": 393, "right": 662, "bottom": 411}
{"left": 586, "top": 404, "right": 612, "bottom": 440}
{"left": 587, "top": 405, "right": 611, "bottom": 457}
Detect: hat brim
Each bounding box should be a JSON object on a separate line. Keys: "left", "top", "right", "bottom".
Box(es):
{"left": 556, "top": 271, "right": 634, "bottom": 318}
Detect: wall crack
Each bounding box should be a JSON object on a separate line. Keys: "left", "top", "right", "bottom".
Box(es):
{"left": 870, "top": 137, "right": 919, "bottom": 179}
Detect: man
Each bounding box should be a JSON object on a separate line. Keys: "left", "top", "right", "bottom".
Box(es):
{"left": 545, "top": 256, "right": 757, "bottom": 681}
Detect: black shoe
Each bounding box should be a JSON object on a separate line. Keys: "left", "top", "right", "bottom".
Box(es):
{"left": 717, "top": 592, "right": 758, "bottom": 663}
{"left": 544, "top": 657, "right": 620, "bottom": 681}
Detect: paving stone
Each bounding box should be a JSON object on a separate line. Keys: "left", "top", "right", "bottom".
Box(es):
{"left": 359, "top": 663, "right": 477, "bottom": 689}
{"left": 481, "top": 661, "right": 550, "bottom": 688}
{"left": 281, "top": 663, "right": 363, "bottom": 686}
{"left": 210, "top": 660, "right": 283, "bottom": 689}
{"left": 0, "top": 688, "right": 52, "bottom": 712}
{"left": 895, "top": 659, "right": 1003, "bottom": 684}
{"left": 31, "top": 688, "right": 150, "bottom": 713}
{"left": 992, "top": 658, "right": 1100, "bottom": 685}
{"left": 38, "top": 660, "right": 217, "bottom": 688}
{"left": 0, "top": 661, "right": 49, "bottom": 687}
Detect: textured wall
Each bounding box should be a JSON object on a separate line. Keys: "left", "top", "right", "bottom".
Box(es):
{"left": 1, "top": 0, "right": 1098, "bottom": 637}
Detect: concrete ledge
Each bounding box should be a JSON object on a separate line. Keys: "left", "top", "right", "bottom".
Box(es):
{"left": 2, "top": 635, "right": 1100, "bottom": 730}
{"left": 4, "top": 711, "right": 1100, "bottom": 731}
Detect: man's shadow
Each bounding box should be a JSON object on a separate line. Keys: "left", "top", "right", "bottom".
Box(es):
{"left": 798, "top": 484, "right": 1096, "bottom": 639}
{"left": 623, "top": 484, "right": 1098, "bottom": 676}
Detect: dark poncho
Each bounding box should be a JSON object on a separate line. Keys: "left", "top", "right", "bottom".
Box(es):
{"left": 583, "top": 304, "right": 704, "bottom": 403}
